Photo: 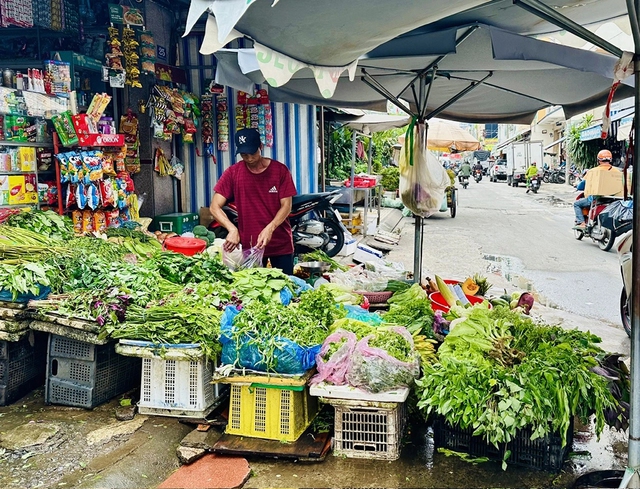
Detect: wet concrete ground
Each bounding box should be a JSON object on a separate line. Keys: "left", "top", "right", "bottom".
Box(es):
{"left": 0, "top": 180, "right": 632, "bottom": 488}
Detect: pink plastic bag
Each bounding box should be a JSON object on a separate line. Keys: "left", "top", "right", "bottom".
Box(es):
{"left": 310, "top": 330, "right": 357, "bottom": 386}
{"left": 345, "top": 326, "right": 420, "bottom": 393}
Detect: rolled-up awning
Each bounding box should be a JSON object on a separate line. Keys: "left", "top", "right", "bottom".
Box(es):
{"left": 494, "top": 129, "right": 531, "bottom": 151}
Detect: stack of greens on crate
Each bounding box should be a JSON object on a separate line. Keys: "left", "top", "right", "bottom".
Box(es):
{"left": 416, "top": 305, "right": 629, "bottom": 468}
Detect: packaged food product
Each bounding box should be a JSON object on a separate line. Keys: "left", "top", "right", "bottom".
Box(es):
{"left": 93, "top": 210, "right": 107, "bottom": 233}
{"left": 8, "top": 176, "right": 25, "bottom": 204}
{"left": 72, "top": 210, "right": 83, "bottom": 234}
{"left": 51, "top": 111, "right": 79, "bottom": 147}
{"left": 87, "top": 182, "right": 100, "bottom": 210}
{"left": 66, "top": 184, "right": 77, "bottom": 209}
{"left": 82, "top": 209, "right": 94, "bottom": 234}
{"left": 24, "top": 174, "right": 37, "bottom": 203}
{"left": 82, "top": 151, "right": 103, "bottom": 181}
{"left": 100, "top": 178, "right": 116, "bottom": 207}
{"left": 76, "top": 182, "right": 88, "bottom": 209}
{"left": 106, "top": 209, "right": 120, "bottom": 228}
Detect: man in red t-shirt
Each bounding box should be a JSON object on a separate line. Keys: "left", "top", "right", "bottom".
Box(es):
{"left": 210, "top": 128, "right": 297, "bottom": 274}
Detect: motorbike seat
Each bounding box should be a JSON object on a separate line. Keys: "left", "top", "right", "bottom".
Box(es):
{"left": 292, "top": 192, "right": 336, "bottom": 206}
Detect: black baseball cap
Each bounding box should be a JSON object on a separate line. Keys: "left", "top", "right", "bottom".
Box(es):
{"left": 235, "top": 128, "right": 261, "bottom": 154}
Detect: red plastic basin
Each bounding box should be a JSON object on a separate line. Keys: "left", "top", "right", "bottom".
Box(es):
{"left": 163, "top": 236, "right": 207, "bottom": 256}
{"left": 429, "top": 292, "right": 491, "bottom": 312}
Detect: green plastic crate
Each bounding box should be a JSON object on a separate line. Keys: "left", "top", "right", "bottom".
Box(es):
{"left": 151, "top": 213, "right": 199, "bottom": 235}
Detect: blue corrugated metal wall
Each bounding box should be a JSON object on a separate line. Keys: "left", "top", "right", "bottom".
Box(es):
{"left": 178, "top": 35, "right": 318, "bottom": 213}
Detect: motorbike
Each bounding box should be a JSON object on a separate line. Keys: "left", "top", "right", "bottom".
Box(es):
{"left": 573, "top": 193, "right": 627, "bottom": 251}
{"left": 459, "top": 175, "right": 470, "bottom": 189}
{"left": 473, "top": 169, "right": 482, "bottom": 183}
{"left": 209, "top": 189, "right": 347, "bottom": 258}
{"left": 527, "top": 176, "right": 540, "bottom": 193}
{"left": 618, "top": 230, "right": 633, "bottom": 337}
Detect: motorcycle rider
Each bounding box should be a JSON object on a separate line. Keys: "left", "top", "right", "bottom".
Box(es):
{"left": 525, "top": 162, "right": 539, "bottom": 193}
{"left": 573, "top": 149, "right": 621, "bottom": 228}
{"left": 210, "top": 128, "right": 297, "bottom": 274}
{"left": 473, "top": 161, "right": 483, "bottom": 175}
{"left": 458, "top": 160, "right": 472, "bottom": 183}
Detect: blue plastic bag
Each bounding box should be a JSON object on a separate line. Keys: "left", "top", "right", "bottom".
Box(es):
{"left": 344, "top": 305, "right": 384, "bottom": 325}
{"left": 219, "top": 304, "right": 320, "bottom": 374}
{"left": 0, "top": 285, "right": 51, "bottom": 303}
{"left": 288, "top": 275, "right": 313, "bottom": 296}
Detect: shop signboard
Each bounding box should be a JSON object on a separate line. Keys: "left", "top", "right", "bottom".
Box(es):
{"left": 155, "top": 63, "right": 188, "bottom": 85}
{"left": 108, "top": 5, "right": 144, "bottom": 26}
{"left": 157, "top": 45, "right": 167, "bottom": 61}
{"left": 580, "top": 125, "right": 603, "bottom": 141}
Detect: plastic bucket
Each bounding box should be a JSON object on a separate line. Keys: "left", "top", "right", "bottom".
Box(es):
{"left": 163, "top": 236, "right": 207, "bottom": 256}
{"left": 428, "top": 292, "right": 491, "bottom": 312}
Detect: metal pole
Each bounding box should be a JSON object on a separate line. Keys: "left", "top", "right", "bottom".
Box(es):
{"left": 320, "top": 107, "right": 326, "bottom": 191}
{"left": 367, "top": 134, "right": 372, "bottom": 174}
{"left": 513, "top": 0, "right": 623, "bottom": 58}
{"left": 413, "top": 75, "right": 427, "bottom": 285}
{"left": 350, "top": 130, "right": 356, "bottom": 233}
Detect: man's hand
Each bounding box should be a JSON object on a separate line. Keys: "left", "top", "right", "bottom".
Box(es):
{"left": 224, "top": 228, "right": 240, "bottom": 252}
{"left": 256, "top": 224, "right": 275, "bottom": 249}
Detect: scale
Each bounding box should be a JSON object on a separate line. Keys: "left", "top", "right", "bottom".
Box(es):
{"left": 296, "top": 261, "right": 331, "bottom": 285}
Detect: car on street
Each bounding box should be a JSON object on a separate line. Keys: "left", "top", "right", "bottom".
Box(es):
{"left": 489, "top": 160, "right": 507, "bottom": 182}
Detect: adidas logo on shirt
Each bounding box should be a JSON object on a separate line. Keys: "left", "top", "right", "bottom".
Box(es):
{"left": 268, "top": 186, "right": 277, "bottom": 193}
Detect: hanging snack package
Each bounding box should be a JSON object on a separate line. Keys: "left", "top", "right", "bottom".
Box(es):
{"left": 82, "top": 209, "right": 94, "bottom": 234}
{"left": 76, "top": 182, "right": 88, "bottom": 209}
{"left": 93, "top": 210, "right": 107, "bottom": 233}
{"left": 106, "top": 209, "right": 121, "bottom": 228}
{"left": 51, "top": 111, "right": 78, "bottom": 147}
{"left": 87, "top": 183, "right": 100, "bottom": 210}
{"left": 102, "top": 152, "right": 115, "bottom": 176}
{"left": 100, "top": 178, "right": 116, "bottom": 207}
{"left": 66, "top": 153, "right": 81, "bottom": 184}
{"left": 71, "top": 210, "right": 83, "bottom": 234}
{"left": 66, "top": 183, "right": 77, "bottom": 209}
{"left": 82, "top": 151, "right": 103, "bottom": 181}
{"left": 56, "top": 152, "right": 70, "bottom": 183}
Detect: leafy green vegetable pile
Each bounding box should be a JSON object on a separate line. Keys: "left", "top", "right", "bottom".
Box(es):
{"left": 297, "top": 287, "right": 346, "bottom": 328}
{"left": 369, "top": 329, "right": 412, "bottom": 362}
{"left": 6, "top": 210, "right": 74, "bottom": 241}
{"left": 150, "top": 251, "right": 233, "bottom": 285}
{"left": 416, "top": 306, "right": 623, "bottom": 461}
{"left": 231, "top": 267, "right": 292, "bottom": 303}
{"left": 383, "top": 283, "right": 435, "bottom": 337}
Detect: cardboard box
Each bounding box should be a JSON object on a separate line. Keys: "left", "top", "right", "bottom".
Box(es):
{"left": 8, "top": 176, "right": 25, "bottom": 204}
{"left": 353, "top": 243, "right": 384, "bottom": 265}
{"left": 199, "top": 206, "right": 215, "bottom": 228}
{"left": 585, "top": 168, "right": 624, "bottom": 197}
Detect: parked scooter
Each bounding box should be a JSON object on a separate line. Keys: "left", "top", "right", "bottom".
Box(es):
{"left": 618, "top": 230, "right": 633, "bottom": 337}
{"left": 473, "top": 169, "right": 482, "bottom": 183}
{"left": 573, "top": 192, "right": 625, "bottom": 251}
{"left": 209, "top": 190, "right": 347, "bottom": 257}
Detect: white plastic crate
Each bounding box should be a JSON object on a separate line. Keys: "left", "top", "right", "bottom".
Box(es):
{"left": 329, "top": 398, "right": 406, "bottom": 460}
{"left": 137, "top": 357, "right": 228, "bottom": 418}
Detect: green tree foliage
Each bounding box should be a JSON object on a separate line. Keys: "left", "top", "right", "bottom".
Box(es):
{"left": 567, "top": 114, "right": 603, "bottom": 170}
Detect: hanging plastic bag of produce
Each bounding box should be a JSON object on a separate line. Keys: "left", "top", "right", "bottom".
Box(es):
{"left": 222, "top": 245, "right": 264, "bottom": 271}
{"left": 311, "top": 330, "right": 358, "bottom": 386}
{"left": 346, "top": 326, "right": 420, "bottom": 393}
{"left": 399, "top": 122, "right": 450, "bottom": 217}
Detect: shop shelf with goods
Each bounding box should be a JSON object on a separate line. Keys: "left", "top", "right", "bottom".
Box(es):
{"left": 56, "top": 52, "right": 108, "bottom": 114}
{"left": 115, "top": 340, "right": 228, "bottom": 419}
{"left": 52, "top": 130, "right": 140, "bottom": 234}
{"left": 312, "top": 384, "right": 409, "bottom": 461}
{"left": 220, "top": 369, "right": 318, "bottom": 442}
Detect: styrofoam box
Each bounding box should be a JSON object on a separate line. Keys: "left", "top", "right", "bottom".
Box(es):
{"left": 309, "top": 383, "right": 409, "bottom": 402}
{"left": 352, "top": 243, "right": 384, "bottom": 264}
{"left": 338, "top": 239, "right": 357, "bottom": 257}
{"left": 138, "top": 357, "right": 228, "bottom": 418}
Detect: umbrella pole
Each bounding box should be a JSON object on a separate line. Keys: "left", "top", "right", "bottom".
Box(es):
{"left": 413, "top": 74, "right": 428, "bottom": 284}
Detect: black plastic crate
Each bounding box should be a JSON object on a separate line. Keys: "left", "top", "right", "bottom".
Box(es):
{"left": 45, "top": 335, "right": 141, "bottom": 409}
{"left": 0, "top": 334, "right": 47, "bottom": 405}
{"left": 433, "top": 417, "right": 573, "bottom": 471}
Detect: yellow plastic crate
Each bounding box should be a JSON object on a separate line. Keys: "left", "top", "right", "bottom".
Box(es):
{"left": 226, "top": 383, "right": 318, "bottom": 442}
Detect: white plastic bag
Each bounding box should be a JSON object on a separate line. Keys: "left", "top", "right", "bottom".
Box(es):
{"left": 399, "top": 125, "right": 451, "bottom": 217}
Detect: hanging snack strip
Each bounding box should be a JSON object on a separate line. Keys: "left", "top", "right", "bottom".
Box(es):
{"left": 120, "top": 112, "right": 140, "bottom": 174}
{"left": 139, "top": 31, "right": 156, "bottom": 74}
{"left": 216, "top": 95, "right": 229, "bottom": 151}
{"left": 201, "top": 93, "right": 214, "bottom": 156}
{"left": 122, "top": 26, "right": 142, "bottom": 89}
{"left": 106, "top": 26, "right": 124, "bottom": 71}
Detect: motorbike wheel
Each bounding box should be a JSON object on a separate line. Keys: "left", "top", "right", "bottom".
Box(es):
{"left": 212, "top": 226, "right": 228, "bottom": 239}
{"left": 573, "top": 228, "right": 584, "bottom": 240}
{"left": 621, "top": 287, "right": 632, "bottom": 337}
{"left": 319, "top": 218, "right": 345, "bottom": 258}
{"left": 532, "top": 187, "right": 538, "bottom": 194}
{"left": 556, "top": 174, "right": 566, "bottom": 184}
{"left": 543, "top": 175, "right": 550, "bottom": 183}
{"left": 598, "top": 227, "right": 616, "bottom": 252}
{"left": 449, "top": 189, "right": 457, "bottom": 218}
{"left": 569, "top": 174, "right": 576, "bottom": 186}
